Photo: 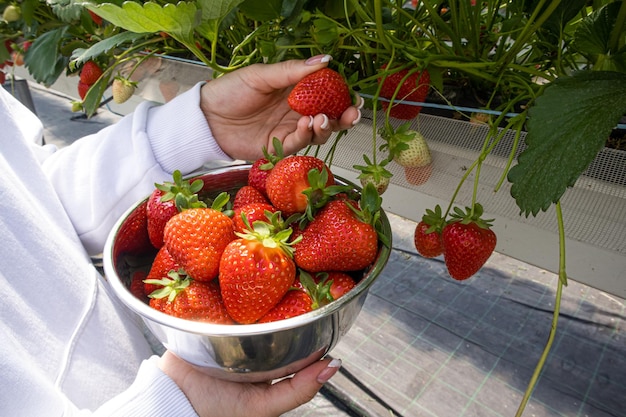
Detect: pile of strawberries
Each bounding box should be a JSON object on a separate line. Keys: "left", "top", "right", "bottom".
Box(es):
{"left": 122, "top": 145, "right": 387, "bottom": 325}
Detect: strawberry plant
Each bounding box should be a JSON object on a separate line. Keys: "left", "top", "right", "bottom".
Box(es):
{"left": 4, "top": 0, "right": 626, "bottom": 415}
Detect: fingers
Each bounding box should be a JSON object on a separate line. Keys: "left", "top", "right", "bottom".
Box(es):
{"left": 262, "top": 358, "right": 342, "bottom": 416}
{"left": 249, "top": 54, "right": 334, "bottom": 91}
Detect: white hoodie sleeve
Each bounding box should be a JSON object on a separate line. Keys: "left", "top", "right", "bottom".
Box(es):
{"left": 40, "top": 82, "right": 233, "bottom": 255}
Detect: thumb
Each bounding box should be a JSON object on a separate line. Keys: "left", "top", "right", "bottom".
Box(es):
{"left": 261, "top": 358, "right": 342, "bottom": 415}
{"left": 253, "top": 54, "right": 334, "bottom": 90}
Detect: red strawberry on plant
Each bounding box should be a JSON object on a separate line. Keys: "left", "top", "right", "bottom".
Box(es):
{"left": 287, "top": 68, "right": 352, "bottom": 119}
{"left": 80, "top": 60, "right": 103, "bottom": 85}
{"left": 265, "top": 155, "right": 344, "bottom": 219}
{"left": 77, "top": 81, "right": 90, "bottom": 100}
{"left": 379, "top": 64, "right": 430, "bottom": 120}
{"left": 413, "top": 205, "right": 446, "bottom": 258}
{"left": 219, "top": 213, "right": 299, "bottom": 324}
{"left": 442, "top": 203, "right": 497, "bottom": 280}
{"left": 293, "top": 183, "right": 385, "bottom": 272}
{"left": 88, "top": 10, "right": 103, "bottom": 25}
{"left": 163, "top": 193, "right": 235, "bottom": 282}
{"left": 247, "top": 138, "right": 284, "bottom": 196}
{"left": 147, "top": 170, "right": 206, "bottom": 249}
{"left": 146, "top": 270, "right": 234, "bottom": 323}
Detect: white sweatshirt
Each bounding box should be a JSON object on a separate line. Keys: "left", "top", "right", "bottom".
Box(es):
{"left": 0, "top": 83, "right": 232, "bottom": 416}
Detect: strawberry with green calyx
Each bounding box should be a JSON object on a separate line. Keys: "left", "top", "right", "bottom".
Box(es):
{"left": 379, "top": 64, "right": 430, "bottom": 120}
{"left": 442, "top": 203, "right": 497, "bottom": 280}
{"left": 265, "top": 155, "right": 342, "bottom": 218}
{"left": 146, "top": 269, "right": 234, "bottom": 324}
{"left": 287, "top": 68, "right": 352, "bottom": 120}
{"left": 79, "top": 60, "right": 103, "bottom": 86}
{"left": 163, "top": 192, "right": 235, "bottom": 282}
{"left": 380, "top": 122, "right": 431, "bottom": 168}
{"left": 413, "top": 205, "right": 446, "bottom": 258}
{"left": 112, "top": 76, "right": 137, "bottom": 104}
{"left": 232, "top": 202, "right": 276, "bottom": 233}
{"left": 354, "top": 155, "right": 393, "bottom": 195}
{"left": 147, "top": 170, "right": 206, "bottom": 249}
{"left": 294, "top": 183, "right": 384, "bottom": 272}
{"left": 144, "top": 245, "right": 180, "bottom": 297}
{"left": 299, "top": 270, "right": 356, "bottom": 309}
{"left": 219, "top": 214, "right": 299, "bottom": 324}
{"left": 248, "top": 138, "right": 284, "bottom": 196}
{"left": 256, "top": 278, "right": 313, "bottom": 323}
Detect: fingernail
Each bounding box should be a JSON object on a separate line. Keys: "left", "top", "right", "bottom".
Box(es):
{"left": 352, "top": 109, "right": 362, "bottom": 126}
{"left": 320, "top": 114, "right": 330, "bottom": 130}
{"left": 305, "top": 54, "right": 332, "bottom": 65}
{"left": 317, "top": 358, "right": 342, "bottom": 384}
{"left": 307, "top": 116, "right": 314, "bottom": 130}
{"left": 356, "top": 94, "right": 365, "bottom": 110}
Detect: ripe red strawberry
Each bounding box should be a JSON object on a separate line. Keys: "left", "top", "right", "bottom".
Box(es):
{"left": 265, "top": 155, "right": 339, "bottom": 218}
{"left": 413, "top": 205, "right": 446, "bottom": 258}
{"left": 442, "top": 203, "right": 497, "bottom": 280}
{"left": 247, "top": 138, "right": 284, "bottom": 196}
{"left": 146, "top": 170, "right": 206, "bottom": 249}
{"left": 112, "top": 76, "right": 137, "bottom": 104}
{"left": 130, "top": 270, "right": 149, "bottom": 303}
{"left": 77, "top": 81, "right": 90, "bottom": 100}
{"left": 232, "top": 185, "right": 269, "bottom": 211}
{"left": 379, "top": 65, "right": 430, "bottom": 120}
{"left": 163, "top": 199, "right": 235, "bottom": 282}
{"left": 144, "top": 246, "right": 180, "bottom": 297}
{"left": 293, "top": 192, "right": 380, "bottom": 273}
{"left": 219, "top": 219, "right": 297, "bottom": 324}
{"left": 257, "top": 281, "right": 313, "bottom": 323}
{"left": 147, "top": 270, "right": 234, "bottom": 323}
{"left": 323, "top": 271, "right": 356, "bottom": 300}
{"left": 232, "top": 202, "right": 276, "bottom": 233}
{"left": 113, "top": 200, "right": 152, "bottom": 259}
{"left": 88, "top": 10, "right": 103, "bottom": 25}
{"left": 80, "top": 60, "right": 103, "bottom": 85}
{"left": 287, "top": 68, "right": 352, "bottom": 119}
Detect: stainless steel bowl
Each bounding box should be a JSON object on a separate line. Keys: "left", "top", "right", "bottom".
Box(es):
{"left": 103, "top": 164, "right": 392, "bottom": 382}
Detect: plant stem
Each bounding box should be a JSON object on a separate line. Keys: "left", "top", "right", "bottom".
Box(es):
{"left": 514, "top": 201, "right": 567, "bottom": 417}
{"left": 609, "top": 0, "right": 626, "bottom": 54}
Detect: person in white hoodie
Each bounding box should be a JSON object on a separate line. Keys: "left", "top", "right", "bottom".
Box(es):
{"left": 0, "top": 55, "right": 362, "bottom": 417}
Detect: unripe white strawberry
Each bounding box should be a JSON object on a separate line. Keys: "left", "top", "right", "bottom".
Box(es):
{"left": 2, "top": 5, "right": 21, "bottom": 22}
{"left": 112, "top": 76, "right": 137, "bottom": 104}
{"left": 393, "top": 132, "right": 431, "bottom": 168}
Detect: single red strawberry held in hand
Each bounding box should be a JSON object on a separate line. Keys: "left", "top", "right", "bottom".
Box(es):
{"left": 413, "top": 205, "right": 446, "bottom": 258}
{"left": 146, "top": 270, "right": 234, "bottom": 324}
{"left": 163, "top": 194, "right": 235, "bottom": 282}
{"left": 219, "top": 217, "right": 298, "bottom": 324}
{"left": 379, "top": 64, "right": 430, "bottom": 120}
{"left": 288, "top": 68, "right": 352, "bottom": 119}
{"left": 442, "top": 203, "right": 497, "bottom": 280}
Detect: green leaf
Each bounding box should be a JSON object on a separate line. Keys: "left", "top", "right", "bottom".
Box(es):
{"left": 88, "top": 1, "right": 201, "bottom": 44}
{"left": 196, "top": 0, "right": 245, "bottom": 21}
{"left": 24, "top": 28, "right": 69, "bottom": 86}
{"left": 574, "top": 2, "right": 622, "bottom": 57}
{"left": 239, "top": 0, "right": 282, "bottom": 20}
{"left": 508, "top": 71, "right": 626, "bottom": 216}
{"left": 70, "top": 31, "right": 148, "bottom": 67}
